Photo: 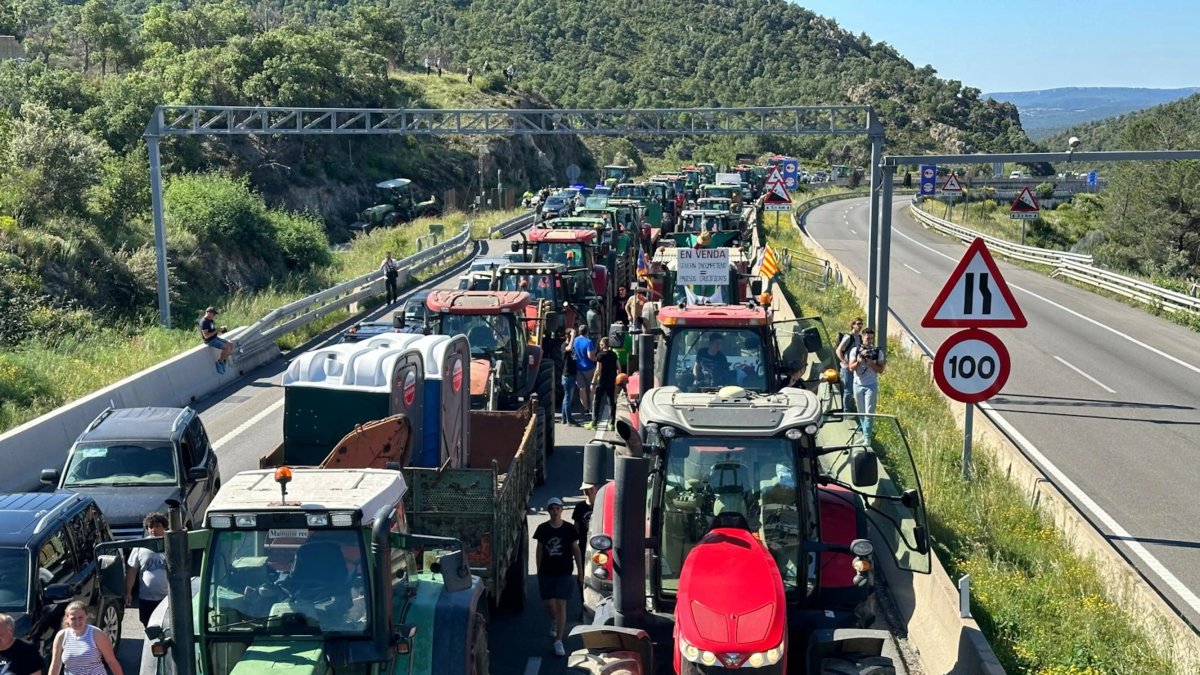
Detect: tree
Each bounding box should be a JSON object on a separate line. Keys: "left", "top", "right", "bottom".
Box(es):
{"left": 3, "top": 102, "right": 108, "bottom": 223}
{"left": 79, "top": 0, "right": 135, "bottom": 75}
{"left": 343, "top": 4, "right": 406, "bottom": 70}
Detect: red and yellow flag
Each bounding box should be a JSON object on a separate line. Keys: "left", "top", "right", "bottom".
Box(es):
{"left": 759, "top": 244, "right": 781, "bottom": 278}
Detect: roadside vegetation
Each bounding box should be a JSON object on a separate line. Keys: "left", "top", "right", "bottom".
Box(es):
{"left": 0, "top": 207, "right": 523, "bottom": 435}
{"left": 772, "top": 200, "right": 1176, "bottom": 674}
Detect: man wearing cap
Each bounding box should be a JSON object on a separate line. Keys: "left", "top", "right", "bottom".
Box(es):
{"left": 572, "top": 481, "right": 599, "bottom": 543}
{"left": 199, "top": 307, "right": 236, "bottom": 374}
{"left": 534, "top": 496, "right": 583, "bottom": 657}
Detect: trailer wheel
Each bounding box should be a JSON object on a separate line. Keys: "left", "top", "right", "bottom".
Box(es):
{"left": 470, "top": 610, "right": 490, "bottom": 675}
{"left": 497, "top": 517, "right": 528, "bottom": 612}
{"left": 535, "top": 358, "right": 556, "bottom": 458}
{"left": 820, "top": 655, "right": 896, "bottom": 675}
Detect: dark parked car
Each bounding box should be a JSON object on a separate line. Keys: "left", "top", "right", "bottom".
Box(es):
{"left": 42, "top": 407, "right": 220, "bottom": 537}
{"left": 0, "top": 492, "right": 125, "bottom": 656}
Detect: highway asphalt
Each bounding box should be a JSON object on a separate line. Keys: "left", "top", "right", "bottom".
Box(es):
{"left": 804, "top": 196, "right": 1200, "bottom": 628}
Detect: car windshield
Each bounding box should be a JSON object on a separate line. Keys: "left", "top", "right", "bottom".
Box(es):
{"left": 499, "top": 273, "right": 556, "bottom": 302}
{"left": 0, "top": 548, "right": 29, "bottom": 610}
{"left": 545, "top": 197, "right": 567, "bottom": 209}
{"left": 205, "top": 528, "right": 369, "bottom": 636}
{"left": 659, "top": 437, "right": 801, "bottom": 594}
{"left": 536, "top": 242, "right": 586, "bottom": 267}
{"left": 63, "top": 443, "right": 177, "bottom": 486}
{"left": 663, "top": 328, "right": 768, "bottom": 392}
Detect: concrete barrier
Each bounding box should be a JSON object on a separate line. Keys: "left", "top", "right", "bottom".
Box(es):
{"left": 0, "top": 328, "right": 279, "bottom": 493}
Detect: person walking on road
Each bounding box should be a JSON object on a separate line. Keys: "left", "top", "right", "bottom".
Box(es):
{"left": 0, "top": 614, "right": 45, "bottom": 675}
{"left": 561, "top": 328, "right": 579, "bottom": 425}
{"left": 848, "top": 327, "right": 885, "bottom": 443}
{"left": 126, "top": 512, "right": 169, "bottom": 628}
{"left": 534, "top": 497, "right": 582, "bottom": 658}
{"left": 573, "top": 481, "right": 599, "bottom": 541}
{"left": 835, "top": 318, "right": 863, "bottom": 413}
{"left": 380, "top": 251, "right": 400, "bottom": 304}
{"left": 199, "top": 306, "right": 235, "bottom": 374}
{"left": 48, "top": 602, "right": 122, "bottom": 675}
{"left": 572, "top": 324, "right": 597, "bottom": 419}
{"left": 587, "top": 337, "right": 620, "bottom": 431}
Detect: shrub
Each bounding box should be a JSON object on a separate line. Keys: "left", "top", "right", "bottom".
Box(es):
{"left": 165, "top": 172, "right": 276, "bottom": 257}
{"left": 269, "top": 210, "right": 332, "bottom": 271}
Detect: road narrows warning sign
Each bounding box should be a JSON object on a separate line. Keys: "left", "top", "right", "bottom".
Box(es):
{"left": 922, "top": 238, "right": 1027, "bottom": 328}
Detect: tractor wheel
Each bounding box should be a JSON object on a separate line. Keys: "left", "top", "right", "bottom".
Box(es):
{"left": 469, "top": 610, "right": 490, "bottom": 675}
{"left": 534, "top": 358, "right": 556, "bottom": 459}
{"left": 498, "top": 517, "right": 528, "bottom": 612}
{"left": 820, "top": 655, "right": 896, "bottom": 675}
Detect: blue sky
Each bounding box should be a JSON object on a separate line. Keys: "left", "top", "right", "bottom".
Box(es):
{"left": 795, "top": 1, "right": 1199, "bottom": 93}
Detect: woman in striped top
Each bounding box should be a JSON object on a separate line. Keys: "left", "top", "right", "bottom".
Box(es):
{"left": 48, "top": 602, "right": 123, "bottom": 675}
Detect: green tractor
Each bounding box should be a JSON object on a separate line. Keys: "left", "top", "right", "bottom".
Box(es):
{"left": 351, "top": 179, "right": 440, "bottom": 233}
{"left": 602, "top": 164, "right": 633, "bottom": 188}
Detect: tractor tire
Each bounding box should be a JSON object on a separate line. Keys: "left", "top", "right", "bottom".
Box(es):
{"left": 469, "top": 610, "right": 490, "bottom": 675}
{"left": 820, "top": 655, "right": 896, "bottom": 675}
{"left": 497, "top": 517, "right": 528, "bottom": 612}
{"left": 535, "top": 358, "right": 556, "bottom": 459}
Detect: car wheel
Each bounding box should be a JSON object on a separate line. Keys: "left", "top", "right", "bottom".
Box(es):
{"left": 99, "top": 598, "right": 122, "bottom": 647}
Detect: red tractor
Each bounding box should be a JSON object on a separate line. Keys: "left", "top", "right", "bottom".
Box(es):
{"left": 572, "top": 385, "right": 931, "bottom": 674}
{"left": 521, "top": 227, "right": 611, "bottom": 333}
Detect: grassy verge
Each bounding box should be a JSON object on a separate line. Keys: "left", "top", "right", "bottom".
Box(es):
{"left": 771, "top": 210, "right": 1176, "bottom": 674}
{"left": 0, "top": 209, "right": 527, "bottom": 433}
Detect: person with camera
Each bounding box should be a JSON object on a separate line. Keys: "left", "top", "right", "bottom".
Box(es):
{"left": 848, "top": 327, "right": 885, "bottom": 443}
{"left": 199, "top": 306, "right": 236, "bottom": 374}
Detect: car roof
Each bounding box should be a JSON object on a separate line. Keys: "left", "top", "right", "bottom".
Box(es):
{"left": 77, "top": 407, "right": 188, "bottom": 444}
{"left": 0, "top": 492, "right": 89, "bottom": 546}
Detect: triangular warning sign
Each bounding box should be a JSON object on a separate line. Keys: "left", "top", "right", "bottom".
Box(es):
{"left": 1010, "top": 186, "right": 1040, "bottom": 213}
{"left": 941, "top": 174, "right": 963, "bottom": 192}
{"left": 922, "top": 238, "right": 1027, "bottom": 328}
{"left": 765, "top": 166, "right": 785, "bottom": 186}
{"left": 764, "top": 180, "right": 792, "bottom": 204}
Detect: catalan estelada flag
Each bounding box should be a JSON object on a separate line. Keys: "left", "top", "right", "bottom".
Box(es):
{"left": 759, "top": 244, "right": 781, "bottom": 278}
{"left": 637, "top": 246, "right": 651, "bottom": 279}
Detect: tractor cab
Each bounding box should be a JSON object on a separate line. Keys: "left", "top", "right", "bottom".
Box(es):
{"left": 602, "top": 164, "right": 633, "bottom": 188}
{"left": 655, "top": 305, "right": 780, "bottom": 393}
{"left": 613, "top": 183, "right": 662, "bottom": 230}
{"left": 524, "top": 229, "right": 608, "bottom": 329}
{"left": 650, "top": 246, "right": 752, "bottom": 307}
{"left": 423, "top": 291, "right": 538, "bottom": 410}
{"left": 493, "top": 263, "right": 574, "bottom": 341}
{"left": 695, "top": 162, "right": 718, "bottom": 184}
{"left": 350, "top": 178, "right": 439, "bottom": 233}
{"left": 674, "top": 209, "right": 741, "bottom": 248}
{"left": 582, "top": 387, "right": 930, "bottom": 670}
{"left": 700, "top": 183, "right": 740, "bottom": 205}
{"left": 680, "top": 167, "right": 703, "bottom": 200}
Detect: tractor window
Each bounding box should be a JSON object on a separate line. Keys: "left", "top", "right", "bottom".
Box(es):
{"left": 499, "top": 273, "right": 555, "bottom": 302}
{"left": 536, "top": 243, "right": 586, "bottom": 268}
{"left": 206, "top": 528, "right": 369, "bottom": 636}
{"left": 664, "top": 328, "right": 767, "bottom": 392}
{"left": 659, "top": 437, "right": 801, "bottom": 595}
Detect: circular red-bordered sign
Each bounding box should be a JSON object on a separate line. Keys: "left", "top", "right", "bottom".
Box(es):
{"left": 402, "top": 371, "right": 417, "bottom": 407}
{"left": 451, "top": 358, "right": 463, "bottom": 393}
{"left": 933, "top": 329, "right": 1011, "bottom": 404}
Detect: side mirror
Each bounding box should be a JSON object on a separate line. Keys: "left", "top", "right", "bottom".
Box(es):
{"left": 901, "top": 488, "right": 920, "bottom": 509}
{"left": 800, "top": 327, "right": 822, "bottom": 353}
{"left": 393, "top": 311, "right": 406, "bottom": 329}
{"left": 187, "top": 467, "right": 209, "bottom": 481}
{"left": 40, "top": 469, "right": 59, "bottom": 485}
{"left": 434, "top": 549, "right": 472, "bottom": 594}
{"left": 544, "top": 311, "right": 563, "bottom": 335}
{"left": 98, "top": 554, "right": 126, "bottom": 598}
{"left": 510, "top": 240, "right": 520, "bottom": 253}
{"left": 749, "top": 279, "right": 763, "bottom": 297}
{"left": 43, "top": 583, "right": 75, "bottom": 603}
{"left": 850, "top": 448, "right": 879, "bottom": 488}
{"left": 393, "top": 624, "right": 418, "bottom": 655}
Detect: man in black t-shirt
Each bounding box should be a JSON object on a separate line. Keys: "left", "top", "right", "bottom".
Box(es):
{"left": 534, "top": 497, "right": 582, "bottom": 657}
{"left": 693, "top": 333, "right": 731, "bottom": 387}
{"left": 0, "top": 614, "right": 45, "bottom": 675}
{"left": 586, "top": 337, "right": 621, "bottom": 431}
{"left": 199, "top": 306, "right": 236, "bottom": 374}
{"left": 572, "top": 481, "right": 599, "bottom": 542}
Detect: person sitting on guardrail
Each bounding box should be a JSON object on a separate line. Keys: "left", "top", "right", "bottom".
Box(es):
{"left": 199, "top": 307, "right": 236, "bottom": 375}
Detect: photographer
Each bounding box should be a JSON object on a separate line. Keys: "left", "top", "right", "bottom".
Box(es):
{"left": 848, "top": 327, "right": 885, "bottom": 443}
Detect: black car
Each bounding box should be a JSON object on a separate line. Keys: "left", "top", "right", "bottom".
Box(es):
{"left": 0, "top": 492, "right": 125, "bottom": 656}
{"left": 539, "top": 195, "right": 572, "bottom": 222}
{"left": 42, "top": 407, "right": 220, "bottom": 537}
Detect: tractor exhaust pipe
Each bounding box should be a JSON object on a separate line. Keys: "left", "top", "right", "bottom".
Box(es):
{"left": 637, "top": 333, "right": 653, "bottom": 397}
{"left": 612, "top": 453, "right": 647, "bottom": 629}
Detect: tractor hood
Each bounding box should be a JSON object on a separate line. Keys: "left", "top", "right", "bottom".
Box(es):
{"left": 675, "top": 527, "right": 786, "bottom": 656}
{"left": 228, "top": 641, "right": 325, "bottom": 675}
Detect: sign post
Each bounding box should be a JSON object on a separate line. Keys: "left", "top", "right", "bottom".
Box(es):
{"left": 762, "top": 166, "right": 791, "bottom": 233}
{"left": 1009, "top": 185, "right": 1040, "bottom": 246}
{"left": 918, "top": 164, "right": 937, "bottom": 197}
{"left": 923, "top": 238, "right": 1026, "bottom": 479}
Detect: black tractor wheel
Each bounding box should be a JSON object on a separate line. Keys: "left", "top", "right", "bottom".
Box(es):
{"left": 820, "top": 655, "right": 896, "bottom": 675}
{"left": 497, "top": 517, "right": 528, "bottom": 612}
{"left": 534, "top": 358, "right": 556, "bottom": 458}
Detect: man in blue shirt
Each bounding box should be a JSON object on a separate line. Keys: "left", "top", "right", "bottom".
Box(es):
{"left": 572, "top": 324, "right": 597, "bottom": 419}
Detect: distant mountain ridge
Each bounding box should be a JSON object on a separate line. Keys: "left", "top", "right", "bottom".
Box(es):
{"left": 985, "top": 87, "right": 1200, "bottom": 138}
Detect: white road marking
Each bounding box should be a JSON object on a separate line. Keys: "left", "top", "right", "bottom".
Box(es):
{"left": 849, "top": 228, "right": 857, "bottom": 235}
{"left": 213, "top": 398, "right": 284, "bottom": 451}
{"left": 903, "top": 263, "right": 921, "bottom": 275}
{"left": 1053, "top": 356, "right": 1116, "bottom": 393}
{"left": 524, "top": 657, "right": 542, "bottom": 675}
{"left": 890, "top": 227, "right": 1200, "bottom": 377}
{"left": 979, "top": 400, "right": 1200, "bottom": 616}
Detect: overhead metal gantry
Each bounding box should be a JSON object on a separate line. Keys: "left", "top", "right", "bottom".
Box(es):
{"left": 144, "top": 104, "right": 883, "bottom": 326}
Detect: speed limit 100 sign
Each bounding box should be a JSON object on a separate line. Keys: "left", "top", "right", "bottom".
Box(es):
{"left": 933, "top": 329, "right": 1011, "bottom": 403}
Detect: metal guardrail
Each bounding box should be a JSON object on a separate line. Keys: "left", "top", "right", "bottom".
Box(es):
{"left": 489, "top": 211, "right": 535, "bottom": 237}
{"left": 778, "top": 247, "right": 831, "bottom": 289}
{"left": 1051, "top": 261, "right": 1200, "bottom": 315}
{"left": 236, "top": 212, "right": 533, "bottom": 356}
{"left": 908, "top": 201, "right": 1094, "bottom": 267}
{"left": 909, "top": 200, "right": 1200, "bottom": 316}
